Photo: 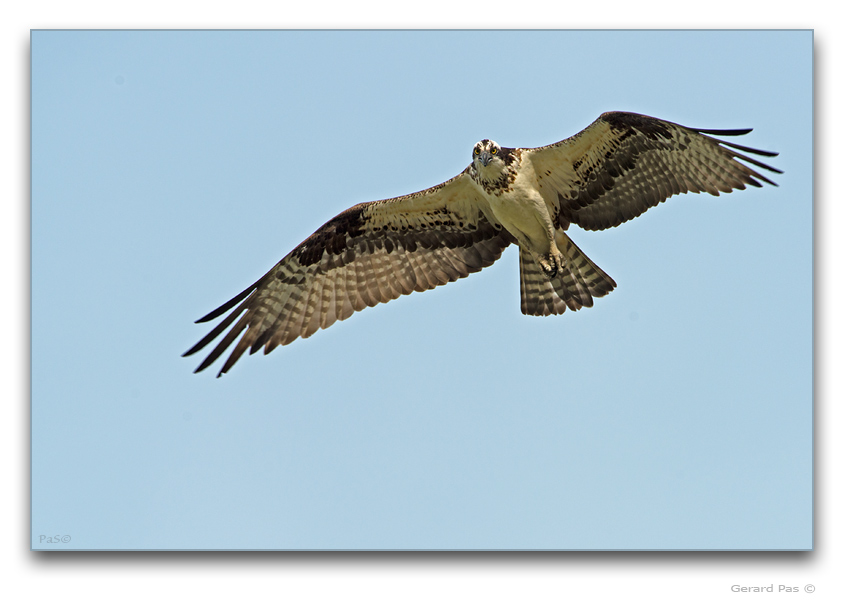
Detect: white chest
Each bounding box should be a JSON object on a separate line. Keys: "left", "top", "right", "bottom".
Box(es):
{"left": 482, "top": 174, "right": 555, "bottom": 251}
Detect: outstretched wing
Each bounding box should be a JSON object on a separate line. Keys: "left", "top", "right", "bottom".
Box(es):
{"left": 184, "top": 172, "right": 514, "bottom": 376}
{"left": 525, "top": 111, "right": 782, "bottom": 231}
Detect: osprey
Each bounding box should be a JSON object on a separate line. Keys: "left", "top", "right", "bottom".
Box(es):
{"left": 184, "top": 111, "right": 780, "bottom": 376}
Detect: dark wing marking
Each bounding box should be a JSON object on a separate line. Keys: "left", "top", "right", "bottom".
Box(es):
{"left": 525, "top": 111, "right": 782, "bottom": 231}
{"left": 183, "top": 172, "right": 514, "bottom": 376}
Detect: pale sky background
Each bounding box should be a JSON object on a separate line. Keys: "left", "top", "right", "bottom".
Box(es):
{"left": 30, "top": 30, "right": 812, "bottom": 552}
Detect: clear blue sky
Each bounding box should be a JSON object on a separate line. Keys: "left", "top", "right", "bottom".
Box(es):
{"left": 31, "top": 30, "right": 812, "bottom": 550}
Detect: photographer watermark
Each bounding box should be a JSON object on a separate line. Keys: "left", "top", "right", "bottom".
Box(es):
{"left": 36, "top": 534, "right": 71, "bottom": 544}
{"left": 730, "top": 584, "right": 815, "bottom": 593}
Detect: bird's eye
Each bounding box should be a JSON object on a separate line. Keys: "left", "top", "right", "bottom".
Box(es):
{"left": 474, "top": 148, "right": 480, "bottom": 155}
{"left": 491, "top": 147, "right": 498, "bottom": 155}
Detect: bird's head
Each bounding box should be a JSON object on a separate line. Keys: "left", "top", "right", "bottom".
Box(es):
{"left": 469, "top": 138, "right": 519, "bottom": 192}
{"left": 472, "top": 139, "right": 503, "bottom": 170}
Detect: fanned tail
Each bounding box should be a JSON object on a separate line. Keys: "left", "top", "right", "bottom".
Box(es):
{"left": 519, "top": 233, "right": 616, "bottom": 316}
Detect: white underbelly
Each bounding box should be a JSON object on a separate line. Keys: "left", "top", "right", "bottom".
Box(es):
{"left": 486, "top": 190, "right": 553, "bottom": 253}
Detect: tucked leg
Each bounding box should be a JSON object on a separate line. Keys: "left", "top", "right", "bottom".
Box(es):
{"left": 536, "top": 248, "right": 565, "bottom": 279}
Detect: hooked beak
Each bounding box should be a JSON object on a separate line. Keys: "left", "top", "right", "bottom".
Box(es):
{"left": 479, "top": 151, "right": 492, "bottom": 167}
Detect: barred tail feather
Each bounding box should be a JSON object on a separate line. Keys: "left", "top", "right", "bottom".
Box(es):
{"left": 519, "top": 234, "right": 616, "bottom": 316}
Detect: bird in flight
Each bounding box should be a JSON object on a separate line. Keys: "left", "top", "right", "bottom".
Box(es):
{"left": 184, "top": 111, "right": 780, "bottom": 376}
